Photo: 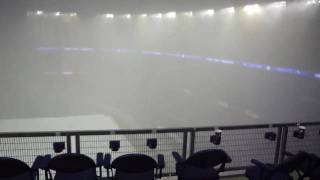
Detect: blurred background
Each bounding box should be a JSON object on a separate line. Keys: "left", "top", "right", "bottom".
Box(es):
{"left": 0, "top": 0, "right": 319, "bottom": 129}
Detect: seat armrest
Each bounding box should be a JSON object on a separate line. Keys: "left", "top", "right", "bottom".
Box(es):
{"left": 31, "top": 156, "right": 43, "bottom": 171}
{"left": 96, "top": 152, "right": 104, "bottom": 167}
{"left": 172, "top": 152, "right": 184, "bottom": 163}
{"left": 157, "top": 154, "right": 165, "bottom": 169}
{"left": 103, "top": 153, "right": 112, "bottom": 169}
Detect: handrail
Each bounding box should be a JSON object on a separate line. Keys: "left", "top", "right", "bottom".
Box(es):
{"left": 0, "top": 121, "right": 319, "bottom": 136}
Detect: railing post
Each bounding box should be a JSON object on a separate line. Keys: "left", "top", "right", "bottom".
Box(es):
{"left": 274, "top": 127, "right": 283, "bottom": 164}
{"left": 279, "top": 126, "right": 288, "bottom": 163}
{"left": 66, "top": 134, "right": 72, "bottom": 154}
{"left": 75, "top": 134, "right": 81, "bottom": 154}
{"left": 182, "top": 130, "right": 188, "bottom": 159}
{"left": 189, "top": 129, "right": 195, "bottom": 155}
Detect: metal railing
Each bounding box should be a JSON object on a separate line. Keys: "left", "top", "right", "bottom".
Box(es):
{"left": 0, "top": 121, "right": 319, "bottom": 179}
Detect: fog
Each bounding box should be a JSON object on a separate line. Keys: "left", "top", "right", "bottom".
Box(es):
{"left": 0, "top": 0, "right": 320, "bottom": 129}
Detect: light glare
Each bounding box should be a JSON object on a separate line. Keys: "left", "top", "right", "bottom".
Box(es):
{"left": 204, "top": 9, "right": 215, "bottom": 16}
{"left": 184, "top": 11, "right": 193, "bottom": 17}
{"left": 55, "top": 12, "right": 61, "bottom": 16}
{"left": 243, "top": 4, "right": 262, "bottom": 15}
{"left": 36, "top": 10, "right": 43, "bottom": 15}
{"left": 166, "top": 12, "right": 177, "bottom": 18}
{"left": 140, "top": 14, "right": 148, "bottom": 17}
{"left": 125, "top": 14, "right": 131, "bottom": 19}
{"left": 69, "top": 13, "right": 77, "bottom": 17}
{"left": 221, "top": 7, "right": 235, "bottom": 14}
{"left": 270, "top": 1, "right": 287, "bottom": 8}
{"left": 105, "top": 14, "right": 114, "bottom": 18}
{"left": 306, "top": 0, "right": 317, "bottom": 5}
{"left": 153, "top": 13, "right": 163, "bottom": 18}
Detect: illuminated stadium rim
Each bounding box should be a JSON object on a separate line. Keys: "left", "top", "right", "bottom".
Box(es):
{"left": 38, "top": 47, "right": 320, "bottom": 80}
{"left": 27, "top": 0, "right": 320, "bottom": 18}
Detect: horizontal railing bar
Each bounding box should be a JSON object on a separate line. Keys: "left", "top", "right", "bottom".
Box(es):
{"left": 193, "top": 124, "right": 270, "bottom": 131}
{"left": 0, "top": 121, "right": 319, "bottom": 137}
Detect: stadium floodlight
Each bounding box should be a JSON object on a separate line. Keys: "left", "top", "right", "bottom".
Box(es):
{"left": 183, "top": 11, "right": 193, "bottom": 17}
{"left": 69, "top": 12, "right": 77, "bottom": 17}
{"left": 36, "top": 10, "right": 43, "bottom": 15}
{"left": 140, "top": 14, "right": 148, "bottom": 17}
{"left": 105, "top": 13, "right": 114, "bottom": 18}
{"left": 125, "top": 14, "right": 131, "bottom": 19}
{"left": 243, "top": 4, "right": 262, "bottom": 15}
{"left": 204, "top": 9, "right": 215, "bottom": 16}
{"left": 153, "top": 13, "right": 163, "bottom": 18}
{"left": 166, "top": 11, "right": 177, "bottom": 18}
{"left": 306, "top": 0, "right": 317, "bottom": 5}
{"left": 270, "top": 1, "right": 287, "bottom": 8}
{"left": 221, "top": 7, "right": 235, "bottom": 14}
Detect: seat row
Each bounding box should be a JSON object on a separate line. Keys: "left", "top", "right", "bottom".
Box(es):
{"left": 0, "top": 149, "right": 319, "bottom": 180}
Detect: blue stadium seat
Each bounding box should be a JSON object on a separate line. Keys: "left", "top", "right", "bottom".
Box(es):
{"left": 104, "top": 153, "right": 165, "bottom": 180}
{"left": 41, "top": 153, "right": 102, "bottom": 180}
{"left": 310, "top": 166, "right": 320, "bottom": 180}
{"left": 292, "top": 152, "right": 320, "bottom": 180}
{"left": 0, "top": 157, "right": 42, "bottom": 180}
{"left": 172, "top": 149, "right": 232, "bottom": 180}
{"left": 245, "top": 151, "right": 309, "bottom": 180}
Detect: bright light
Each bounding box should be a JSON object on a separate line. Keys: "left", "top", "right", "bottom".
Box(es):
{"left": 243, "top": 4, "right": 262, "bottom": 15}
{"left": 124, "top": 14, "right": 131, "bottom": 19}
{"left": 140, "top": 14, "right": 148, "bottom": 17}
{"left": 55, "top": 12, "right": 61, "bottom": 16}
{"left": 270, "top": 1, "right": 287, "bottom": 8}
{"left": 153, "top": 13, "right": 162, "bottom": 18}
{"left": 221, "top": 7, "right": 235, "bottom": 14}
{"left": 183, "top": 11, "right": 193, "bottom": 17}
{"left": 105, "top": 14, "right": 114, "bottom": 18}
{"left": 36, "top": 10, "right": 43, "bottom": 15}
{"left": 204, "top": 9, "right": 215, "bottom": 16}
{"left": 166, "top": 12, "right": 176, "bottom": 18}
{"left": 69, "top": 13, "right": 77, "bottom": 17}
{"left": 306, "top": 0, "right": 317, "bottom": 5}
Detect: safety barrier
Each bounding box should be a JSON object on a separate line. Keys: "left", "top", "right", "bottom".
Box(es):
{"left": 0, "top": 121, "right": 319, "bottom": 179}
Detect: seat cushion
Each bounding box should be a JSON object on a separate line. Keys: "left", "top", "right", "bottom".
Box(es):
{"left": 245, "top": 166, "right": 293, "bottom": 180}
{"left": 54, "top": 168, "right": 97, "bottom": 180}
{"left": 179, "top": 165, "right": 219, "bottom": 180}
{"left": 246, "top": 166, "right": 263, "bottom": 180}
{"left": 115, "top": 170, "right": 154, "bottom": 180}
{"left": 0, "top": 172, "right": 32, "bottom": 180}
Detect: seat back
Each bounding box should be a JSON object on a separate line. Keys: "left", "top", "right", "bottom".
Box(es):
{"left": 310, "top": 166, "right": 320, "bottom": 180}
{"left": 273, "top": 152, "right": 308, "bottom": 173}
{"left": 261, "top": 152, "right": 308, "bottom": 180}
{"left": 48, "top": 153, "right": 97, "bottom": 180}
{"left": 185, "top": 149, "right": 232, "bottom": 168}
{"left": 111, "top": 154, "right": 157, "bottom": 180}
{"left": 269, "top": 172, "right": 293, "bottom": 180}
{"left": 0, "top": 157, "right": 32, "bottom": 180}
